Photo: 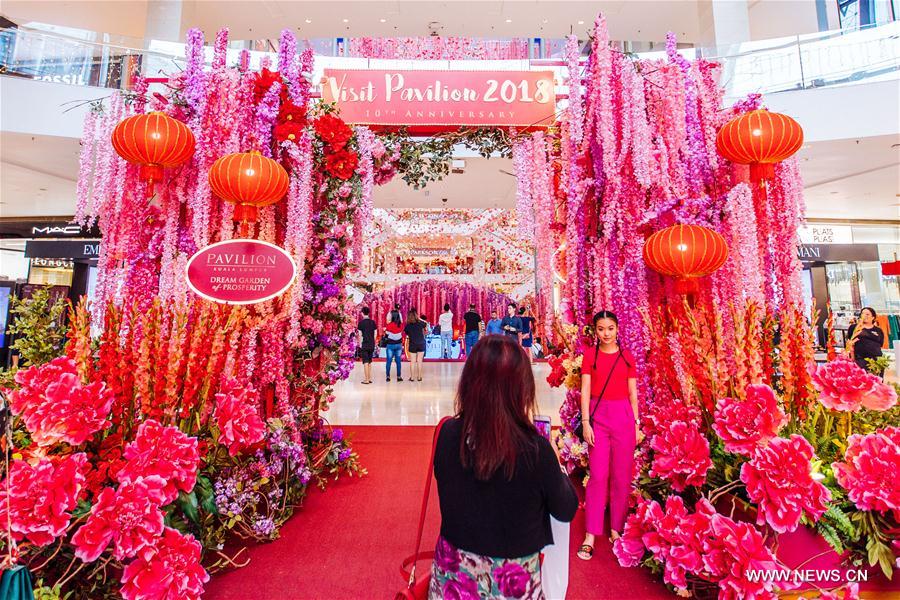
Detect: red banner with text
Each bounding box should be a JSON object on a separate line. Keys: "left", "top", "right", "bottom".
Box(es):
{"left": 321, "top": 69, "right": 556, "bottom": 129}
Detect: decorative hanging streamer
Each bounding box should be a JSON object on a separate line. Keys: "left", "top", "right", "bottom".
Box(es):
{"left": 528, "top": 132, "right": 556, "bottom": 337}
{"left": 353, "top": 126, "right": 376, "bottom": 274}
{"left": 511, "top": 132, "right": 534, "bottom": 239}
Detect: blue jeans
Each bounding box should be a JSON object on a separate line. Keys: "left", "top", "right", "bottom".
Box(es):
{"left": 440, "top": 332, "right": 453, "bottom": 358}
{"left": 465, "top": 331, "right": 479, "bottom": 356}
{"left": 385, "top": 343, "right": 402, "bottom": 378}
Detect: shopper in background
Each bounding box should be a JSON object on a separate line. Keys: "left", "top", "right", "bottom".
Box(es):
{"left": 356, "top": 307, "right": 377, "bottom": 385}
{"left": 531, "top": 337, "right": 544, "bottom": 360}
{"left": 404, "top": 308, "right": 428, "bottom": 382}
{"left": 420, "top": 313, "right": 431, "bottom": 335}
{"left": 519, "top": 306, "right": 536, "bottom": 364}
{"left": 438, "top": 304, "right": 454, "bottom": 359}
{"left": 577, "top": 310, "right": 640, "bottom": 561}
{"left": 485, "top": 309, "right": 503, "bottom": 335}
{"left": 386, "top": 302, "right": 401, "bottom": 325}
{"left": 847, "top": 306, "right": 885, "bottom": 374}
{"left": 463, "top": 303, "right": 482, "bottom": 357}
{"left": 430, "top": 335, "right": 577, "bottom": 598}
{"left": 385, "top": 310, "right": 404, "bottom": 382}
{"left": 500, "top": 303, "right": 522, "bottom": 341}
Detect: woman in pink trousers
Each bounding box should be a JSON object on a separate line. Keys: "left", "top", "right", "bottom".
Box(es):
{"left": 576, "top": 311, "right": 642, "bottom": 560}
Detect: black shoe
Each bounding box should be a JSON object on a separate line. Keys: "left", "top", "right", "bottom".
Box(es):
{"left": 386, "top": 377, "right": 391, "bottom": 382}
{"left": 397, "top": 377, "right": 404, "bottom": 382}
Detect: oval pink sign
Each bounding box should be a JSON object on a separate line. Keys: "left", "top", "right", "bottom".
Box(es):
{"left": 186, "top": 239, "right": 297, "bottom": 305}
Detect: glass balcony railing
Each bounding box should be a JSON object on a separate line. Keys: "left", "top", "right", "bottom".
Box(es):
{"left": 707, "top": 21, "right": 900, "bottom": 98}
{"left": 1, "top": 21, "right": 897, "bottom": 101}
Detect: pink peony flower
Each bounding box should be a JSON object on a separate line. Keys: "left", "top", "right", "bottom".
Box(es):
{"left": 120, "top": 527, "right": 209, "bottom": 600}
{"left": 214, "top": 378, "right": 266, "bottom": 457}
{"left": 71, "top": 476, "right": 167, "bottom": 562}
{"left": 0, "top": 453, "right": 87, "bottom": 546}
{"left": 832, "top": 427, "right": 900, "bottom": 512}
{"left": 818, "top": 583, "right": 860, "bottom": 600}
{"left": 812, "top": 358, "right": 897, "bottom": 412}
{"left": 697, "top": 499, "right": 785, "bottom": 599}
{"left": 714, "top": 384, "right": 788, "bottom": 455}
{"left": 8, "top": 357, "right": 114, "bottom": 446}
{"left": 613, "top": 497, "right": 655, "bottom": 567}
{"left": 650, "top": 421, "right": 712, "bottom": 491}
{"left": 117, "top": 420, "right": 199, "bottom": 504}
{"left": 740, "top": 435, "right": 831, "bottom": 533}
{"left": 492, "top": 562, "right": 530, "bottom": 597}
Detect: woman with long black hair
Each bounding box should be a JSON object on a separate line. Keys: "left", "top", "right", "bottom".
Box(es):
{"left": 577, "top": 311, "right": 640, "bottom": 561}
{"left": 847, "top": 306, "right": 885, "bottom": 374}
{"left": 430, "top": 335, "right": 577, "bottom": 598}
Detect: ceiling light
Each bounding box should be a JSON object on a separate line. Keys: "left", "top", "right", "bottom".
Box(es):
{"left": 343, "top": 18, "right": 349, "bottom": 23}
{"left": 380, "top": 18, "right": 387, "bottom": 23}
{"left": 305, "top": 18, "right": 311, "bottom": 23}
{"left": 505, "top": 18, "right": 512, "bottom": 23}
{"left": 542, "top": 19, "right": 548, "bottom": 24}
{"left": 578, "top": 20, "right": 585, "bottom": 25}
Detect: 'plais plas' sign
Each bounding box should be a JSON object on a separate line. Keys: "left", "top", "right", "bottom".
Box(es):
{"left": 186, "top": 239, "right": 296, "bottom": 304}
{"left": 321, "top": 69, "right": 556, "bottom": 128}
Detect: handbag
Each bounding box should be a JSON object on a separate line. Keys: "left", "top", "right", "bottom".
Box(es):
{"left": 395, "top": 417, "right": 450, "bottom": 600}
{"left": 379, "top": 334, "right": 389, "bottom": 348}
{"left": 573, "top": 342, "right": 620, "bottom": 441}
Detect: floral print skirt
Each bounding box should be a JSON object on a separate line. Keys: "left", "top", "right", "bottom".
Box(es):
{"left": 428, "top": 536, "right": 545, "bottom": 600}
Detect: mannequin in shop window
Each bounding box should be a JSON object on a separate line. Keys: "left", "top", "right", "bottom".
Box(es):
{"left": 847, "top": 306, "right": 885, "bottom": 374}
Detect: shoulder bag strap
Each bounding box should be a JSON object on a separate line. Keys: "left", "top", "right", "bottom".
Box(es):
{"left": 405, "top": 416, "right": 451, "bottom": 588}
{"left": 587, "top": 347, "right": 620, "bottom": 425}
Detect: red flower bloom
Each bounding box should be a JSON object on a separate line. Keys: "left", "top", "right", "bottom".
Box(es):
{"left": 812, "top": 357, "right": 897, "bottom": 412}
{"left": 649, "top": 421, "right": 712, "bottom": 491}
{"left": 120, "top": 527, "right": 209, "bottom": 600}
{"left": 713, "top": 384, "right": 788, "bottom": 456}
{"left": 0, "top": 453, "right": 87, "bottom": 546}
{"left": 117, "top": 420, "right": 199, "bottom": 504}
{"left": 314, "top": 113, "right": 353, "bottom": 150}
{"left": 8, "top": 357, "right": 114, "bottom": 446}
{"left": 832, "top": 427, "right": 900, "bottom": 512}
{"left": 612, "top": 497, "right": 655, "bottom": 567}
{"left": 278, "top": 100, "right": 307, "bottom": 124}
{"left": 324, "top": 148, "right": 359, "bottom": 180}
{"left": 546, "top": 355, "right": 567, "bottom": 388}
{"left": 253, "top": 68, "right": 281, "bottom": 103}
{"left": 71, "top": 476, "right": 167, "bottom": 562}
{"left": 274, "top": 120, "right": 305, "bottom": 144}
{"left": 214, "top": 378, "right": 267, "bottom": 457}
{"left": 740, "top": 435, "right": 831, "bottom": 533}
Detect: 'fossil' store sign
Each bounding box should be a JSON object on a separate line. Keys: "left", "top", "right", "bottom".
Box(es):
{"left": 321, "top": 69, "right": 556, "bottom": 128}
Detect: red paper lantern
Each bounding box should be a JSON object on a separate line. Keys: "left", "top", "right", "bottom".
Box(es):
{"left": 643, "top": 224, "right": 729, "bottom": 294}
{"left": 111, "top": 111, "right": 195, "bottom": 197}
{"left": 716, "top": 109, "right": 803, "bottom": 181}
{"left": 208, "top": 151, "right": 289, "bottom": 225}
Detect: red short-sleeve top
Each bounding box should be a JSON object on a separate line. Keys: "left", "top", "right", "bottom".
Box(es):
{"left": 581, "top": 343, "right": 636, "bottom": 400}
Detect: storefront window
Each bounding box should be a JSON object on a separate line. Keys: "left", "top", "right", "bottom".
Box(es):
{"left": 825, "top": 262, "right": 861, "bottom": 310}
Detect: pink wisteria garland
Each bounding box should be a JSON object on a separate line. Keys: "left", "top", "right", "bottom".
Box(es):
{"left": 353, "top": 126, "right": 376, "bottom": 274}
{"left": 511, "top": 133, "right": 534, "bottom": 239}
{"left": 346, "top": 36, "right": 531, "bottom": 60}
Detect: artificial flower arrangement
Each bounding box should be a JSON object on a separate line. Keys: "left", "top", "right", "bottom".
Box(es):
{"left": 548, "top": 300, "right": 900, "bottom": 599}
{"left": 0, "top": 299, "right": 363, "bottom": 599}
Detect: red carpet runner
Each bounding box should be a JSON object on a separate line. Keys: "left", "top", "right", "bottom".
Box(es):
{"left": 206, "top": 426, "right": 673, "bottom": 599}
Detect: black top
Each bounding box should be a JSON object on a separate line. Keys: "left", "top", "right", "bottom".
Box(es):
{"left": 849, "top": 324, "right": 885, "bottom": 360}
{"left": 434, "top": 417, "right": 578, "bottom": 558}
{"left": 357, "top": 318, "right": 377, "bottom": 349}
{"left": 500, "top": 315, "right": 522, "bottom": 336}
{"left": 404, "top": 320, "right": 427, "bottom": 346}
{"left": 463, "top": 311, "right": 482, "bottom": 333}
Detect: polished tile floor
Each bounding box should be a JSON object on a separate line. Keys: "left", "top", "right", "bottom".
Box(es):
{"left": 327, "top": 361, "right": 566, "bottom": 426}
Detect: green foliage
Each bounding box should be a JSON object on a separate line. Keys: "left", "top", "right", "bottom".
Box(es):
{"left": 6, "top": 287, "right": 68, "bottom": 366}
{"left": 864, "top": 355, "right": 890, "bottom": 377}
{"left": 382, "top": 127, "right": 515, "bottom": 189}
{"left": 34, "top": 582, "right": 73, "bottom": 600}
